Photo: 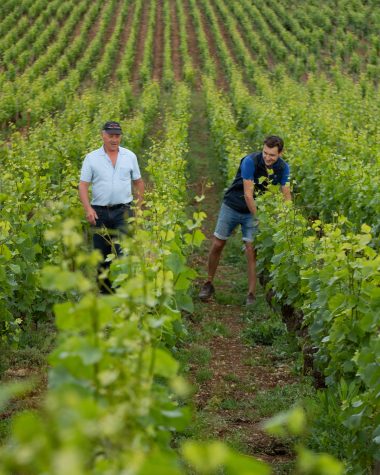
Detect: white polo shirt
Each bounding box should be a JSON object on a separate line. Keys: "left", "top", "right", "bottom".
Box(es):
{"left": 80, "top": 146, "right": 141, "bottom": 205}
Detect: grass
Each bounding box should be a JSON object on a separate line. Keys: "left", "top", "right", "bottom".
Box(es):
{"left": 195, "top": 368, "right": 213, "bottom": 384}
{"left": 242, "top": 318, "right": 286, "bottom": 346}
{"left": 222, "top": 429, "right": 249, "bottom": 453}
{"left": 223, "top": 373, "right": 240, "bottom": 383}
{"left": 252, "top": 382, "right": 315, "bottom": 419}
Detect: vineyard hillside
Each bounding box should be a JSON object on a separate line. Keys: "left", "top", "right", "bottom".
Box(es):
{"left": 0, "top": 1, "right": 379, "bottom": 474}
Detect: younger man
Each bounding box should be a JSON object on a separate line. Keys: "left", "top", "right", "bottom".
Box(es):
{"left": 199, "top": 135, "right": 291, "bottom": 305}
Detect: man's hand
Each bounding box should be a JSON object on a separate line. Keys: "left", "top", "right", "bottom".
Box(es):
{"left": 281, "top": 185, "right": 292, "bottom": 201}
{"left": 86, "top": 207, "right": 98, "bottom": 226}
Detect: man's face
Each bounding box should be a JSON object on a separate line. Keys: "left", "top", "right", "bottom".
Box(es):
{"left": 102, "top": 131, "right": 121, "bottom": 152}
{"left": 262, "top": 144, "right": 281, "bottom": 167}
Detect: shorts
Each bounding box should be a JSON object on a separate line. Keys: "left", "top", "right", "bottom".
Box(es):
{"left": 214, "top": 202, "right": 259, "bottom": 242}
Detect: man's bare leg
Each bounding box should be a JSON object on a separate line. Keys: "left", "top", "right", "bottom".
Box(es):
{"left": 245, "top": 241, "right": 256, "bottom": 296}
{"left": 207, "top": 236, "right": 226, "bottom": 282}
{"left": 199, "top": 236, "right": 226, "bottom": 300}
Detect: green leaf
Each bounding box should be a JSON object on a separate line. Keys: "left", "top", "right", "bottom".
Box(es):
{"left": 77, "top": 345, "right": 102, "bottom": 365}
{"left": 0, "top": 244, "right": 12, "bottom": 261}
{"left": 225, "top": 450, "right": 271, "bottom": 475}
{"left": 153, "top": 348, "right": 179, "bottom": 378}
{"left": 138, "top": 449, "right": 182, "bottom": 475}
{"left": 264, "top": 406, "right": 306, "bottom": 436}
{"left": 296, "top": 446, "right": 344, "bottom": 474}
{"left": 175, "top": 292, "right": 194, "bottom": 313}
{"left": 181, "top": 441, "right": 229, "bottom": 473}
{"left": 164, "top": 253, "right": 185, "bottom": 276}
{"left": 41, "top": 265, "right": 92, "bottom": 292}
{"left": 360, "top": 224, "right": 371, "bottom": 234}
{"left": 9, "top": 264, "right": 21, "bottom": 274}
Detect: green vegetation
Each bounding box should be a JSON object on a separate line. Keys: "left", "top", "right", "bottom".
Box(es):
{"left": 0, "top": 0, "right": 379, "bottom": 473}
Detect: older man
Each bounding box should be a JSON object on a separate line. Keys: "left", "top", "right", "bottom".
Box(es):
{"left": 199, "top": 135, "right": 291, "bottom": 305}
{"left": 79, "top": 121, "right": 144, "bottom": 293}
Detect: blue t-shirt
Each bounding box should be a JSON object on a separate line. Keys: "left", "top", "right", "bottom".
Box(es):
{"left": 241, "top": 155, "right": 290, "bottom": 186}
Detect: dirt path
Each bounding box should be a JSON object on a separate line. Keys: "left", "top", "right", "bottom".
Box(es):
{"left": 170, "top": 0, "right": 182, "bottom": 81}
{"left": 0, "top": 321, "right": 55, "bottom": 443}
{"left": 183, "top": 91, "right": 311, "bottom": 473}
{"left": 195, "top": 0, "right": 228, "bottom": 90}
{"left": 152, "top": 0, "right": 164, "bottom": 82}
{"left": 183, "top": 0, "right": 202, "bottom": 87}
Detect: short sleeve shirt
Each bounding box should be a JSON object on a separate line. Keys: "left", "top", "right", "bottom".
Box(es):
{"left": 80, "top": 146, "right": 141, "bottom": 205}
{"left": 241, "top": 155, "right": 290, "bottom": 186}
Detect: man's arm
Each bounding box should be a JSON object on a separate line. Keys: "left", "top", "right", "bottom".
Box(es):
{"left": 79, "top": 181, "right": 98, "bottom": 225}
{"left": 133, "top": 178, "right": 145, "bottom": 209}
{"left": 243, "top": 179, "right": 257, "bottom": 216}
{"left": 281, "top": 185, "right": 292, "bottom": 201}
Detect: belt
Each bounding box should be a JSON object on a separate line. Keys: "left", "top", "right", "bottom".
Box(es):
{"left": 93, "top": 203, "right": 131, "bottom": 210}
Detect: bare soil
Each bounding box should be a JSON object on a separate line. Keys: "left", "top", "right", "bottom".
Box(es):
{"left": 195, "top": 0, "right": 228, "bottom": 90}
{"left": 97, "top": 0, "right": 125, "bottom": 64}
{"left": 0, "top": 368, "right": 47, "bottom": 421}
{"left": 208, "top": 0, "right": 239, "bottom": 65}
{"left": 183, "top": 0, "right": 202, "bottom": 87}
{"left": 170, "top": 0, "right": 183, "bottom": 81}
{"left": 152, "top": 0, "right": 164, "bottom": 82}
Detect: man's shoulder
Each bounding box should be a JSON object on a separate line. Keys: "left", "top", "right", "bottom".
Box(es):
{"left": 119, "top": 146, "right": 137, "bottom": 158}
{"left": 276, "top": 157, "right": 289, "bottom": 169}
{"left": 242, "top": 151, "right": 262, "bottom": 164}
{"left": 85, "top": 146, "right": 104, "bottom": 160}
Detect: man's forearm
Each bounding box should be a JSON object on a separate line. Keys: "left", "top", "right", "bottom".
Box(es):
{"left": 281, "top": 186, "right": 292, "bottom": 202}
{"left": 79, "top": 183, "right": 92, "bottom": 211}
{"left": 79, "top": 182, "right": 98, "bottom": 225}
{"left": 133, "top": 179, "right": 145, "bottom": 208}
{"left": 244, "top": 195, "right": 257, "bottom": 216}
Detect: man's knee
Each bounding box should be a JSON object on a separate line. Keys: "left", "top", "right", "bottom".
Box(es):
{"left": 212, "top": 237, "right": 226, "bottom": 252}
{"left": 244, "top": 241, "right": 256, "bottom": 256}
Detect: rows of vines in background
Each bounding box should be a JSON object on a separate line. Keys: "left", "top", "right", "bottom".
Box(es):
{"left": 187, "top": 0, "right": 216, "bottom": 77}
{"left": 175, "top": 0, "right": 195, "bottom": 83}
{"left": 0, "top": 0, "right": 42, "bottom": 60}
{"left": 282, "top": 0, "right": 380, "bottom": 80}
{"left": 192, "top": 0, "right": 380, "bottom": 83}
{"left": 0, "top": 0, "right": 98, "bottom": 126}
{"left": 0, "top": 82, "right": 160, "bottom": 347}
{"left": 0, "top": 0, "right": 160, "bottom": 128}
{"left": 91, "top": 0, "right": 132, "bottom": 88}
{"left": 0, "top": 0, "right": 63, "bottom": 73}
{"left": 138, "top": 0, "right": 157, "bottom": 85}
{"left": 163, "top": 0, "right": 175, "bottom": 88}
{"left": 115, "top": 0, "right": 144, "bottom": 83}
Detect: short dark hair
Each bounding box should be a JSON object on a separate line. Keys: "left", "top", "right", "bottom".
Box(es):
{"left": 263, "top": 135, "right": 284, "bottom": 153}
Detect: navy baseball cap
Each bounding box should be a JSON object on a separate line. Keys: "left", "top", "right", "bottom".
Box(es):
{"left": 102, "top": 121, "right": 122, "bottom": 134}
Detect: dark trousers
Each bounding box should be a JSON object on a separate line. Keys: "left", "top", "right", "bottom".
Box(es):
{"left": 92, "top": 204, "right": 133, "bottom": 293}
